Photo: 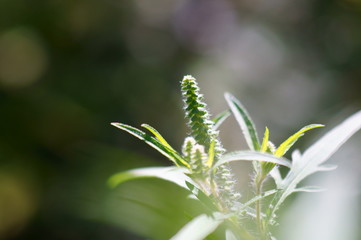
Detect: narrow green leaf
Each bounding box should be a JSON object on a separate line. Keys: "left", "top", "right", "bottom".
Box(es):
{"left": 224, "top": 92, "right": 260, "bottom": 151}
{"left": 111, "top": 123, "right": 190, "bottom": 168}
{"left": 260, "top": 127, "right": 269, "bottom": 153}
{"left": 213, "top": 110, "right": 231, "bottom": 130}
{"left": 293, "top": 186, "right": 326, "bottom": 193}
{"left": 214, "top": 151, "right": 291, "bottom": 169}
{"left": 108, "top": 166, "right": 195, "bottom": 191}
{"left": 141, "top": 123, "right": 173, "bottom": 149}
{"left": 274, "top": 124, "right": 324, "bottom": 157}
{"left": 170, "top": 212, "right": 225, "bottom": 240}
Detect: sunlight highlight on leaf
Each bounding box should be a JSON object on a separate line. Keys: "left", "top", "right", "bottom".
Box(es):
{"left": 111, "top": 123, "right": 190, "bottom": 168}
{"left": 170, "top": 212, "right": 225, "bottom": 240}
{"left": 214, "top": 151, "right": 291, "bottom": 169}
{"left": 274, "top": 124, "right": 324, "bottom": 157}
{"left": 108, "top": 166, "right": 195, "bottom": 191}
{"left": 260, "top": 127, "right": 269, "bottom": 153}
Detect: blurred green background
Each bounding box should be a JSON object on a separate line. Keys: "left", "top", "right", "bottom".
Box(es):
{"left": 0, "top": 0, "right": 361, "bottom": 239}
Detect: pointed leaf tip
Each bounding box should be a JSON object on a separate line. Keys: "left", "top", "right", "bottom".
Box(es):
{"left": 224, "top": 92, "right": 260, "bottom": 151}
{"left": 111, "top": 122, "right": 189, "bottom": 167}
{"left": 275, "top": 124, "right": 324, "bottom": 157}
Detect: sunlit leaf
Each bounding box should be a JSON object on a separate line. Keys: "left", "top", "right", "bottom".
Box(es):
{"left": 141, "top": 123, "right": 173, "bottom": 149}
{"left": 316, "top": 164, "right": 338, "bottom": 172}
{"left": 225, "top": 229, "right": 238, "bottom": 240}
{"left": 111, "top": 123, "right": 190, "bottom": 168}
{"left": 293, "top": 186, "right": 326, "bottom": 193}
{"left": 170, "top": 212, "right": 225, "bottom": 240}
{"left": 260, "top": 127, "right": 269, "bottom": 153}
{"left": 214, "top": 151, "right": 291, "bottom": 169}
{"left": 108, "top": 166, "right": 195, "bottom": 191}
{"left": 240, "top": 189, "right": 278, "bottom": 210}
{"left": 274, "top": 124, "right": 324, "bottom": 157}
{"left": 225, "top": 93, "right": 260, "bottom": 151}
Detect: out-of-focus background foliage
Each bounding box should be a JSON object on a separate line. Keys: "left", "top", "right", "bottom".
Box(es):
{"left": 0, "top": 0, "right": 361, "bottom": 239}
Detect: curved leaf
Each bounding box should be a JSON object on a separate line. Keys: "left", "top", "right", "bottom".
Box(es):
{"left": 214, "top": 151, "right": 291, "bottom": 169}
{"left": 108, "top": 166, "right": 195, "bottom": 191}
{"left": 141, "top": 123, "right": 173, "bottom": 149}
{"left": 170, "top": 212, "right": 225, "bottom": 240}
{"left": 213, "top": 110, "right": 231, "bottom": 130}
{"left": 111, "top": 123, "right": 190, "bottom": 168}
{"left": 260, "top": 127, "right": 270, "bottom": 153}
{"left": 270, "top": 167, "right": 283, "bottom": 189}
{"left": 274, "top": 124, "right": 324, "bottom": 157}
{"left": 293, "top": 186, "right": 326, "bottom": 193}
{"left": 225, "top": 93, "right": 260, "bottom": 151}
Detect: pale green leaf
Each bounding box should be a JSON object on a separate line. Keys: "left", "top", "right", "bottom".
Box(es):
{"left": 269, "top": 167, "right": 283, "bottom": 189}
{"left": 170, "top": 212, "right": 225, "bottom": 240}
{"left": 274, "top": 124, "right": 324, "bottom": 157}
{"left": 225, "top": 229, "right": 238, "bottom": 240}
{"left": 213, "top": 110, "right": 231, "bottom": 130}
{"left": 293, "top": 186, "right": 326, "bottom": 193}
{"left": 214, "top": 151, "right": 291, "bottom": 169}
{"left": 108, "top": 166, "right": 195, "bottom": 191}
{"left": 316, "top": 164, "right": 338, "bottom": 172}
{"left": 225, "top": 93, "right": 260, "bottom": 151}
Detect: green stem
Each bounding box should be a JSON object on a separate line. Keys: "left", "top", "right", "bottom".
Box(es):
{"left": 255, "top": 174, "right": 268, "bottom": 240}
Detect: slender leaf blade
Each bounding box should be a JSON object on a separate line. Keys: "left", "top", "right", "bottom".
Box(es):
{"left": 225, "top": 93, "right": 260, "bottom": 151}
{"left": 111, "top": 123, "right": 190, "bottom": 168}
{"left": 214, "top": 151, "right": 291, "bottom": 169}
{"left": 108, "top": 166, "right": 195, "bottom": 191}
{"left": 213, "top": 110, "right": 231, "bottom": 130}
{"left": 141, "top": 123, "right": 173, "bottom": 149}
{"left": 270, "top": 167, "right": 283, "bottom": 189}
{"left": 293, "top": 186, "right": 326, "bottom": 193}
{"left": 170, "top": 212, "right": 225, "bottom": 240}
{"left": 260, "top": 127, "right": 270, "bottom": 153}
{"left": 274, "top": 124, "right": 324, "bottom": 157}
{"left": 225, "top": 229, "right": 238, "bottom": 240}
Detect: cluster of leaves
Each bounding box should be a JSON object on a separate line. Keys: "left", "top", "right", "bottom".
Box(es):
{"left": 109, "top": 75, "right": 361, "bottom": 240}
